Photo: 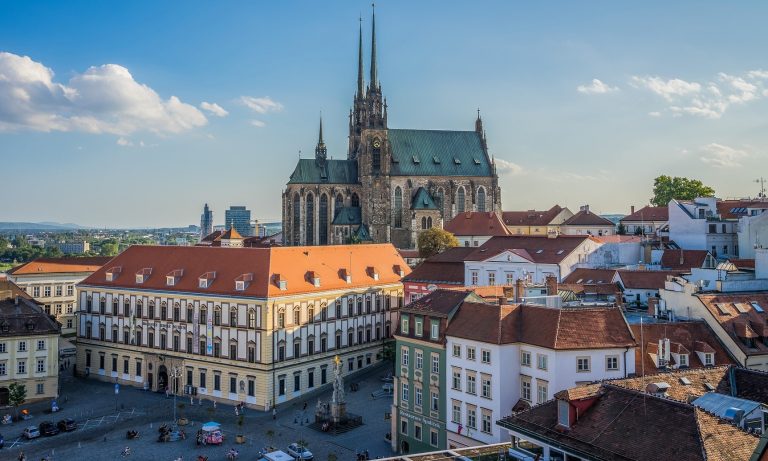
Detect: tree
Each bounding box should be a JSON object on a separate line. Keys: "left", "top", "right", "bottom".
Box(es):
{"left": 9, "top": 382, "right": 27, "bottom": 419}
{"left": 651, "top": 175, "right": 715, "bottom": 207}
{"left": 99, "top": 239, "right": 120, "bottom": 257}
{"left": 417, "top": 227, "right": 459, "bottom": 258}
{"left": 617, "top": 223, "right": 626, "bottom": 235}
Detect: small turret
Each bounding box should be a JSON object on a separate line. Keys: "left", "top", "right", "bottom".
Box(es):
{"left": 315, "top": 115, "right": 327, "bottom": 163}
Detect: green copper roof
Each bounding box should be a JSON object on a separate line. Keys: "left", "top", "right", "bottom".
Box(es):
{"left": 287, "top": 159, "right": 358, "bottom": 184}
{"left": 332, "top": 207, "right": 362, "bottom": 225}
{"left": 411, "top": 187, "right": 439, "bottom": 210}
{"left": 388, "top": 129, "right": 492, "bottom": 177}
{"left": 354, "top": 224, "right": 372, "bottom": 241}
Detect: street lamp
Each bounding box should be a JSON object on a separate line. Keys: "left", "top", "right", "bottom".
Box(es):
{"left": 170, "top": 366, "right": 182, "bottom": 425}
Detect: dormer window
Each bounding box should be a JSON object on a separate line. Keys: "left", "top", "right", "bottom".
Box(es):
{"left": 273, "top": 274, "right": 287, "bottom": 291}
{"left": 557, "top": 399, "right": 570, "bottom": 428}
{"left": 678, "top": 354, "right": 688, "bottom": 367}
{"left": 235, "top": 273, "right": 253, "bottom": 291}
{"left": 166, "top": 269, "right": 183, "bottom": 287}
{"left": 105, "top": 266, "right": 122, "bottom": 282}
{"left": 340, "top": 269, "right": 352, "bottom": 284}
{"left": 394, "top": 265, "right": 405, "bottom": 277}
{"left": 135, "top": 268, "right": 152, "bottom": 284}
{"left": 704, "top": 353, "right": 713, "bottom": 366}
{"left": 198, "top": 271, "right": 216, "bottom": 289}
{"left": 367, "top": 266, "right": 379, "bottom": 281}
{"left": 307, "top": 271, "right": 320, "bottom": 287}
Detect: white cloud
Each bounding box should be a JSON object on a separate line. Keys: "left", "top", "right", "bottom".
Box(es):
{"left": 249, "top": 120, "right": 266, "bottom": 128}
{"left": 630, "top": 69, "right": 768, "bottom": 119}
{"left": 699, "top": 143, "right": 750, "bottom": 167}
{"left": 240, "top": 96, "right": 283, "bottom": 114}
{"left": 577, "top": 79, "right": 618, "bottom": 94}
{"left": 199, "top": 101, "right": 228, "bottom": 117}
{"left": 494, "top": 158, "right": 523, "bottom": 175}
{"left": 0, "top": 52, "right": 208, "bottom": 134}
{"left": 116, "top": 137, "right": 133, "bottom": 147}
{"left": 630, "top": 76, "right": 701, "bottom": 101}
{"left": 648, "top": 111, "right": 662, "bottom": 117}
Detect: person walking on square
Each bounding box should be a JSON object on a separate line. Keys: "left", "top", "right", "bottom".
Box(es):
{"left": 272, "top": 408, "right": 276, "bottom": 420}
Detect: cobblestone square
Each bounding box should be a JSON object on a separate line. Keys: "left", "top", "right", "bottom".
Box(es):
{"left": 2, "top": 364, "right": 396, "bottom": 461}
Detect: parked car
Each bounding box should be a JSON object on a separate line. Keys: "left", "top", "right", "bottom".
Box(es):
{"left": 39, "top": 421, "right": 59, "bottom": 436}
{"left": 23, "top": 426, "right": 40, "bottom": 439}
{"left": 286, "top": 443, "right": 313, "bottom": 461}
{"left": 57, "top": 418, "right": 77, "bottom": 432}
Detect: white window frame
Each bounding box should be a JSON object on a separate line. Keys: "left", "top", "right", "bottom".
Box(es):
{"left": 481, "top": 349, "right": 491, "bottom": 364}
{"left": 576, "top": 356, "right": 591, "bottom": 373}
{"left": 537, "top": 353, "right": 547, "bottom": 371}
{"left": 606, "top": 355, "right": 619, "bottom": 371}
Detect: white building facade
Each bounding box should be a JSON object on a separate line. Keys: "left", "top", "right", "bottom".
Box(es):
{"left": 668, "top": 198, "right": 738, "bottom": 259}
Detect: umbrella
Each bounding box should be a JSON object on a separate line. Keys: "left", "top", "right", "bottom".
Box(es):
{"left": 201, "top": 422, "right": 221, "bottom": 431}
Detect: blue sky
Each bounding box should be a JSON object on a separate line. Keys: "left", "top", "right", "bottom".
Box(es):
{"left": 2, "top": 1, "right": 767, "bottom": 228}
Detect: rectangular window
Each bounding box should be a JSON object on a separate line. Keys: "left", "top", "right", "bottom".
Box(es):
{"left": 18, "top": 341, "right": 27, "bottom": 352}
{"left": 401, "top": 382, "right": 409, "bottom": 402}
{"left": 467, "top": 347, "right": 476, "bottom": 361}
{"left": 481, "top": 349, "right": 490, "bottom": 364}
{"left": 467, "top": 406, "right": 477, "bottom": 429}
{"left": 199, "top": 371, "right": 207, "bottom": 388}
{"left": 36, "top": 358, "right": 45, "bottom": 373}
{"left": 278, "top": 377, "right": 285, "bottom": 396}
{"left": 431, "top": 354, "right": 439, "bottom": 374}
{"left": 67, "top": 285, "right": 74, "bottom": 296}
{"left": 482, "top": 411, "right": 492, "bottom": 434}
{"left": 521, "top": 376, "right": 531, "bottom": 401}
{"left": 36, "top": 383, "right": 44, "bottom": 395}
{"left": 576, "top": 357, "right": 591, "bottom": 372}
{"left": 33, "top": 286, "right": 40, "bottom": 297}
{"left": 400, "top": 419, "right": 408, "bottom": 436}
{"left": 136, "top": 361, "right": 142, "bottom": 377}
{"left": 430, "top": 429, "right": 438, "bottom": 447}
{"left": 308, "top": 370, "right": 314, "bottom": 388}
{"left": 487, "top": 272, "right": 495, "bottom": 286}
{"left": 402, "top": 347, "right": 409, "bottom": 366}
{"left": 0, "top": 363, "right": 5, "bottom": 375}
{"left": 321, "top": 367, "right": 327, "bottom": 385}
{"left": 0, "top": 343, "right": 5, "bottom": 353}
{"left": 37, "top": 340, "right": 45, "bottom": 350}
{"left": 471, "top": 271, "right": 478, "bottom": 285}
{"left": 294, "top": 374, "right": 301, "bottom": 392}
{"left": 414, "top": 424, "right": 422, "bottom": 441}
{"left": 452, "top": 344, "right": 461, "bottom": 358}
{"left": 415, "top": 350, "right": 423, "bottom": 370}
{"left": 431, "top": 391, "right": 439, "bottom": 411}
{"left": 415, "top": 386, "right": 422, "bottom": 407}
{"left": 452, "top": 369, "right": 462, "bottom": 390}
{"left": 248, "top": 379, "right": 255, "bottom": 397}
{"left": 467, "top": 373, "right": 476, "bottom": 395}
{"left": 481, "top": 375, "right": 491, "bottom": 398}
{"left": 230, "top": 376, "right": 237, "bottom": 393}
{"left": 214, "top": 374, "right": 221, "bottom": 391}
{"left": 506, "top": 273, "right": 514, "bottom": 285}
{"left": 415, "top": 318, "right": 423, "bottom": 337}
{"left": 430, "top": 321, "right": 439, "bottom": 340}
{"left": 17, "top": 360, "right": 26, "bottom": 374}
{"left": 401, "top": 316, "right": 409, "bottom": 334}
{"left": 452, "top": 402, "right": 461, "bottom": 423}
{"left": 55, "top": 285, "right": 62, "bottom": 296}
{"left": 705, "top": 354, "right": 713, "bottom": 366}
{"left": 44, "top": 286, "right": 51, "bottom": 297}
{"left": 606, "top": 355, "right": 619, "bottom": 371}
{"left": 537, "top": 353, "right": 548, "bottom": 370}
{"left": 537, "top": 380, "right": 548, "bottom": 403}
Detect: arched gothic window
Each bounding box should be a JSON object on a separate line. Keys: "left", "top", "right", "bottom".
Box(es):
{"left": 457, "top": 187, "right": 466, "bottom": 213}
{"left": 319, "top": 194, "right": 329, "bottom": 245}
{"left": 306, "top": 193, "right": 315, "bottom": 246}
{"left": 421, "top": 217, "right": 427, "bottom": 229}
{"left": 427, "top": 217, "right": 433, "bottom": 228}
{"left": 351, "top": 193, "right": 360, "bottom": 207}
{"left": 394, "top": 187, "right": 403, "bottom": 228}
{"left": 292, "top": 193, "right": 301, "bottom": 245}
{"left": 477, "top": 187, "right": 486, "bottom": 212}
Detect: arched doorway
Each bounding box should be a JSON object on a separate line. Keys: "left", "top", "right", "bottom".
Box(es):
{"left": 0, "top": 387, "right": 8, "bottom": 406}
{"left": 401, "top": 440, "right": 410, "bottom": 453}
{"left": 158, "top": 365, "right": 168, "bottom": 392}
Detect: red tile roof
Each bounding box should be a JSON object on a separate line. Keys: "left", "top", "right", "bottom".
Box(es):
{"left": 501, "top": 205, "right": 565, "bottom": 227}
{"left": 615, "top": 270, "right": 680, "bottom": 289}
{"left": 562, "top": 268, "right": 617, "bottom": 284}
{"left": 697, "top": 293, "right": 768, "bottom": 357}
{"left": 500, "top": 384, "right": 759, "bottom": 461}
{"left": 81, "top": 244, "right": 409, "bottom": 298}
{"left": 728, "top": 258, "right": 756, "bottom": 270}
{"left": 620, "top": 206, "right": 669, "bottom": 223}
{"left": 403, "top": 247, "right": 477, "bottom": 285}
{"left": 629, "top": 321, "right": 735, "bottom": 374}
{"left": 562, "top": 209, "right": 616, "bottom": 227}
{"left": 443, "top": 212, "right": 510, "bottom": 237}
{"left": 660, "top": 249, "right": 711, "bottom": 271}
{"left": 717, "top": 199, "right": 768, "bottom": 219}
{"left": 465, "top": 235, "right": 593, "bottom": 264}
{"left": 446, "top": 302, "right": 636, "bottom": 350}
{"left": 8, "top": 256, "right": 113, "bottom": 275}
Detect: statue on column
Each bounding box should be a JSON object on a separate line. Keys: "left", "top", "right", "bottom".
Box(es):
{"left": 332, "top": 355, "right": 345, "bottom": 404}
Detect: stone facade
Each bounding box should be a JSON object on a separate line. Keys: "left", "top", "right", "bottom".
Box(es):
{"left": 283, "top": 11, "right": 501, "bottom": 249}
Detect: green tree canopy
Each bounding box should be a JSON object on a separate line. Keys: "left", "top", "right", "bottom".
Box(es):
{"left": 9, "top": 382, "right": 27, "bottom": 418}
{"left": 651, "top": 175, "right": 715, "bottom": 207}
{"left": 417, "top": 227, "right": 459, "bottom": 258}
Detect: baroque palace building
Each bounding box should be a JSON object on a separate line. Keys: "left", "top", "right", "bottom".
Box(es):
{"left": 283, "top": 10, "right": 501, "bottom": 249}
{"left": 75, "top": 244, "right": 408, "bottom": 410}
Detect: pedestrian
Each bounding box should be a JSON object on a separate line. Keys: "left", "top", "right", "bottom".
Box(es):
{"left": 234, "top": 406, "right": 239, "bottom": 417}
{"left": 18, "top": 450, "right": 26, "bottom": 461}
{"left": 213, "top": 400, "right": 217, "bottom": 409}
{"left": 272, "top": 408, "right": 277, "bottom": 420}
{"left": 303, "top": 402, "right": 307, "bottom": 411}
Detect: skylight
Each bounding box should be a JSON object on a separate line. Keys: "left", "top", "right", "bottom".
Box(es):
{"left": 714, "top": 303, "right": 731, "bottom": 316}
{"left": 734, "top": 303, "right": 751, "bottom": 314}
{"left": 751, "top": 301, "right": 765, "bottom": 313}
{"left": 536, "top": 249, "right": 543, "bottom": 254}
{"left": 680, "top": 377, "right": 692, "bottom": 385}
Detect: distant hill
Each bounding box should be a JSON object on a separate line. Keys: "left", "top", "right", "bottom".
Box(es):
{"left": 0, "top": 222, "right": 87, "bottom": 231}
{"left": 600, "top": 214, "right": 626, "bottom": 225}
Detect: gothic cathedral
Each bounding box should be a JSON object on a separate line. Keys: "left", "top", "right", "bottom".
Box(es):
{"left": 282, "top": 10, "right": 501, "bottom": 249}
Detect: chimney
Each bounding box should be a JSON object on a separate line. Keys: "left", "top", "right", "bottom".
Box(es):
{"left": 631, "top": 205, "right": 635, "bottom": 215}
{"left": 580, "top": 205, "right": 590, "bottom": 214}
{"left": 648, "top": 297, "right": 659, "bottom": 316}
{"left": 545, "top": 275, "right": 558, "bottom": 296}
{"left": 515, "top": 279, "right": 525, "bottom": 303}
{"left": 498, "top": 297, "right": 508, "bottom": 305}
{"left": 757, "top": 248, "right": 768, "bottom": 280}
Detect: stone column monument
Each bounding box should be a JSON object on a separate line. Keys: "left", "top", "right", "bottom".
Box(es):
{"left": 330, "top": 355, "right": 347, "bottom": 423}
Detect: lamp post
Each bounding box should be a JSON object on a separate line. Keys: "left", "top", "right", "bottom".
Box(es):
{"left": 170, "top": 366, "right": 182, "bottom": 425}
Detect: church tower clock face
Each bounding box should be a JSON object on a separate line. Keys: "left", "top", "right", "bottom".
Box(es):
{"left": 372, "top": 138, "right": 381, "bottom": 148}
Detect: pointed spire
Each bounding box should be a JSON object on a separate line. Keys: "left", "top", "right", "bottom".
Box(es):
{"left": 315, "top": 114, "right": 327, "bottom": 162}
{"left": 370, "top": 3, "right": 378, "bottom": 90}
{"left": 475, "top": 108, "right": 484, "bottom": 133}
{"left": 318, "top": 113, "right": 324, "bottom": 144}
{"left": 357, "top": 15, "right": 365, "bottom": 97}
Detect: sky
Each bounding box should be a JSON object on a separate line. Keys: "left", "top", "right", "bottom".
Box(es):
{"left": 2, "top": 1, "right": 768, "bottom": 228}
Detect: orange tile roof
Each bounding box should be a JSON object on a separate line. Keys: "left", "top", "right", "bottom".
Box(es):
{"left": 698, "top": 293, "right": 768, "bottom": 356}
{"left": 443, "top": 212, "right": 510, "bottom": 237}
{"left": 611, "top": 366, "right": 732, "bottom": 402}
{"left": 660, "top": 249, "right": 711, "bottom": 271}
{"left": 615, "top": 270, "right": 680, "bottom": 289}
{"left": 563, "top": 268, "right": 617, "bottom": 284}
{"left": 80, "top": 244, "right": 409, "bottom": 298}
{"left": 8, "top": 256, "right": 113, "bottom": 275}
{"left": 695, "top": 407, "right": 760, "bottom": 461}
{"left": 217, "top": 227, "right": 243, "bottom": 240}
